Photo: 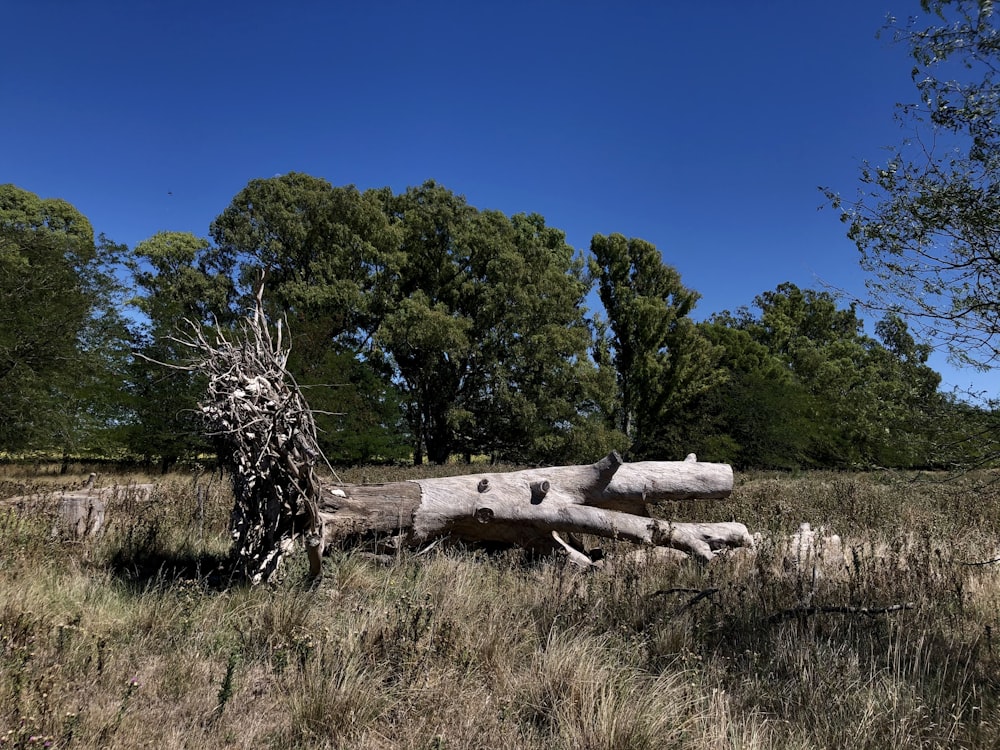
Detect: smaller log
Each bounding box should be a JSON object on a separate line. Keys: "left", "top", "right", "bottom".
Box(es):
{"left": 1, "top": 477, "right": 155, "bottom": 540}
{"left": 56, "top": 494, "right": 106, "bottom": 539}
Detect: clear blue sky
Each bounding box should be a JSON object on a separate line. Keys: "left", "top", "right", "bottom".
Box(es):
{"left": 2, "top": 0, "right": 996, "bottom": 397}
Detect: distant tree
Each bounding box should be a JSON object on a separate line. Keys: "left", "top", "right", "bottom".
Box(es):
{"left": 865, "top": 312, "right": 943, "bottom": 466}
{"left": 589, "top": 233, "right": 721, "bottom": 459}
{"left": 706, "top": 283, "right": 947, "bottom": 468}
{"left": 0, "top": 185, "right": 127, "bottom": 460}
{"left": 828, "top": 0, "right": 1000, "bottom": 376}
{"left": 369, "top": 181, "right": 474, "bottom": 464}
{"left": 127, "top": 231, "right": 235, "bottom": 470}
{"left": 697, "top": 321, "right": 816, "bottom": 469}
{"left": 210, "top": 173, "right": 399, "bottom": 327}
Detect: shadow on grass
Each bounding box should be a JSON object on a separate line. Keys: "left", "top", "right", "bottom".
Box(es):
{"left": 103, "top": 546, "right": 237, "bottom": 591}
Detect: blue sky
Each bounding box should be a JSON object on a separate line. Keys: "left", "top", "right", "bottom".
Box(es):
{"left": 3, "top": 0, "right": 996, "bottom": 397}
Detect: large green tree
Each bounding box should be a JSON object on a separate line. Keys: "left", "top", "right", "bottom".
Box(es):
{"left": 209, "top": 173, "right": 410, "bottom": 463}
{"left": 589, "top": 233, "right": 721, "bottom": 459}
{"left": 457, "top": 210, "right": 621, "bottom": 464}
{"left": 0, "top": 185, "right": 127, "bottom": 459}
{"left": 829, "top": 0, "right": 1000, "bottom": 375}
{"left": 703, "top": 283, "right": 945, "bottom": 468}
{"left": 209, "top": 174, "right": 622, "bottom": 465}
{"left": 377, "top": 182, "right": 618, "bottom": 464}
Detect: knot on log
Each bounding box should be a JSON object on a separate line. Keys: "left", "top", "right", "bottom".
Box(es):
{"left": 474, "top": 507, "right": 495, "bottom": 523}
{"left": 477, "top": 479, "right": 490, "bottom": 493}
{"left": 530, "top": 480, "right": 550, "bottom": 504}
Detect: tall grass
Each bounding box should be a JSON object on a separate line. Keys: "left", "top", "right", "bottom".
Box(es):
{"left": 1, "top": 467, "right": 998, "bottom": 748}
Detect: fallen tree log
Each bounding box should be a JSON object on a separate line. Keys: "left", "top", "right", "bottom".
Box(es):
{"left": 315, "top": 454, "right": 749, "bottom": 564}
{"left": 163, "top": 288, "right": 752, "bottom": 584}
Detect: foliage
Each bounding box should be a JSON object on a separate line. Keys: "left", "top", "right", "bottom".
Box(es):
{"left": 209, "top": 174, "right": 409, "bottom": 464}
{"left": 126, "top": 231, "right": 235, "bottom": 470}
{"left": 209, "top": 176, "right": 621, "bottom": 465}
{"left": 700, "top": 283, "right": 949, "bottom": 469}
{"left": 589, "top": 233, "right": 721, "bottom": 459}
{"left": 0, "top": 185, "right": 128, "bottom": 459}
{"left": 6, "top": 167, "right": 994, "bottom": 470}
{"left": 377, "top": 184, "right": 619, "bottom": 464}
{"left": 828, "top": 0, "right": 1000, "bottom": 373}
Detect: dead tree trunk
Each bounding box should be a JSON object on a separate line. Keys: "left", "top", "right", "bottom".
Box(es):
{"left": 167, "top": 294, "right": 752, "bottom": 584}
{"left": 315, "top": 453, "right": 749, "bottom": 564}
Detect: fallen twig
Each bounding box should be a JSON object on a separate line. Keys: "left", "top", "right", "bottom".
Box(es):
{"left": 766, "top": 602, "right": 916, "bottom": 624}
{"left": 650, "top": 586, "right": 720, "bottom": 613}
{"left": 961, "top": 556, "right": 1000, "bottom": 567}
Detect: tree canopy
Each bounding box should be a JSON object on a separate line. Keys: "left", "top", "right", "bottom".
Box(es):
{"left": 0, "top": 185, "right": 126, "bottom": 459}
{"left": 699, "top": 283, "right": 947, "bottom": 469}
{"left": 3, "top": 162, "right": 994, "bottom": 471}
{"left": 589, "top": 233, "right": 720, "bottom": 459}
{"left": 829, "top": 0, "right": 1000, "bottom": 374}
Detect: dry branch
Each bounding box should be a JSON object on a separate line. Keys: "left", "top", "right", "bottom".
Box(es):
{"left": 766, "top": 602, "right": 917, "bottom": 624}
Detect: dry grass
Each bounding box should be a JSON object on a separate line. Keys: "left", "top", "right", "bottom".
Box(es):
{"left": 1, "top": 466, "right": 999, "bottom": 748}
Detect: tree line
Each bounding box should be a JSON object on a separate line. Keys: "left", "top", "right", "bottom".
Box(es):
{"left": 1, "top": 175, "right": 993, "bottom": 472}
{"left": 10, "top": 1, "right": 1000, "bottom": 472}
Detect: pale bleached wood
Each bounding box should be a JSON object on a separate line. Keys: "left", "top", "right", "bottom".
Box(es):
{"left": 1, "top": 479, "right": 155, "bottom": 539}
{"left": 308, "top": 453, "right": 745, "bottom": 563}
{"left": 163, "top": 290, "right": 749, "bottom": 582}
{"left": 411, "top": 452, "right": 733, "bottom": 540}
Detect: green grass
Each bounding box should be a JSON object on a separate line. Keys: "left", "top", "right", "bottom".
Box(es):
{"left": 1, "top": 467, "right": 999, "bottom": 748}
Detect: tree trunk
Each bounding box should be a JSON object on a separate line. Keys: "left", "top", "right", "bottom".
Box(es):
{"left": 314, "top": 452, "right": 750, "bottom": 565}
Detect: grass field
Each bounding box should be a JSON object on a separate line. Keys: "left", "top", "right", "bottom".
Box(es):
{"left": 1, "top": 464, "right": 999, "bottom": 749}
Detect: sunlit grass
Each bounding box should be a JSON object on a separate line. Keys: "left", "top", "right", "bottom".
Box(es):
{"left": 1, "top": 467, "right": 999, "bottom": 748}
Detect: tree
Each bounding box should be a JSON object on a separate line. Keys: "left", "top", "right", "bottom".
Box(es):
{"left": 127, "top": 231, "right": 235, "bottom": 470}
{"left": 828, "top": 0, "right": 1000, "bottom": 375}
{"left": 371, "top": 181, "right": 478, "bottom": 464}
{"left": 704, "top": 283, "right": 946, "bottom": 469}
{"left": 589, "top": 233, "right": 721, "bottom": 459}
{"left": 453, "top": 209, "right": 620, "bottom": 464}
{"left": 0, "top": 185, "right": 127, "bottom": 459}
{"left": 210, "top": 174, "right": 621, "bottom": 465}
{"left": 210, "top": 174, "right": 409, "bottom": 463}
{"left": 377, "top": 182, "right": 619, "bottom": 464}
{"left": 697, "top": 320, "right": 816, "bottom": 469}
